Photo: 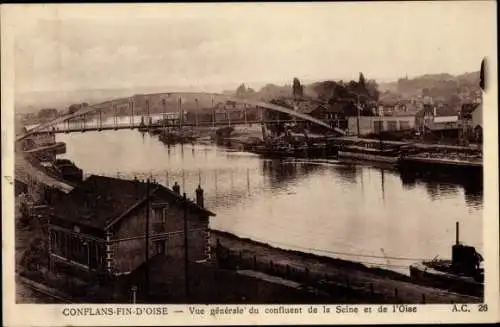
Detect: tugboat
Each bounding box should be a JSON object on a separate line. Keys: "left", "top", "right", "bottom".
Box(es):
{"left": 409, "top": 222, "right": 484, "bottom": 297}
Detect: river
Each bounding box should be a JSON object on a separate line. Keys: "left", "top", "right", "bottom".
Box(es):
{"left": 53, "top": 125, "right": 483, "bottom": 275}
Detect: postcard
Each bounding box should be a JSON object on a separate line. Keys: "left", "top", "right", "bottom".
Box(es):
{"left": 2, "top": 2, "right": 498, "bottom": 326}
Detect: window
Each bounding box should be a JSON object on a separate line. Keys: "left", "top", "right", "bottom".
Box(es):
{"left": 373, "top": 120, "right": 384, "bottom": 133}
{"left": 154, "top": 207, "right": 167, "bottom": 223}
{"left": 400, "top": 120, "right": 410, "bottom": 130}
{"left": 155, "top": 241, "right": 166, "bottom": 255}
{"left": 387, "top": 121, "right": 398, "bottom": 131}
{"left": 153, "top": 206, "right": 168, "bottom": 233}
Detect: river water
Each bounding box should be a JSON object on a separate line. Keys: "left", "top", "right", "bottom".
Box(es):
{"left": 53, "top": 121, "right": 483, "bottom": 275}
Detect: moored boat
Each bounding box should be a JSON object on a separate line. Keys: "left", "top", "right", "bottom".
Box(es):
{"left": 54, "top": 159, "right": 83, "bottom": 183}
{"left": 409, "top": 222, "right": 483, "bottom": 297}
{"left": 337, "top": 139, "right": 409, "bottom": 164}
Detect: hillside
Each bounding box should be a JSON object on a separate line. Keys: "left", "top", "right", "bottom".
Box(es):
{"left": 17, "top": 71, "right": 481, "bottom": 119}
{"left": 378, "top": 71, "right": 481, "bottom": 105}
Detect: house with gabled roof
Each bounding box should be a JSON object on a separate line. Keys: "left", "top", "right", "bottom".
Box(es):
{"left": 458, "top": 102, "right": 483, "bottom": 143}
{"left": 47, "top": 175, "right": 215, "bottom": 278}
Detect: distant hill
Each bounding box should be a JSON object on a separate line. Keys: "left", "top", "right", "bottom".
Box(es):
{"left": 16, "top": 71, "right": 481, "bottom": 118}
{"left": 378, "top": 71, "right": 481, "bottom": 106}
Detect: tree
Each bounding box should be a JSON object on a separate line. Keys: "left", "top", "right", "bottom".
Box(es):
{"left": 68, "top": 104, "right": 80, "bottom": 114}
{"left": 236, "top": 83, "right": 247, "bottom": 97}
{"left": 366, "top": 79, "right": 380, "bottom": 101}
{"left": 358, "top": 72, "right": 366, "bottom": 89}
{"left": 311, "top": 81, "right": 340, "bottom": 101}
{"left": 37, "top": 108, "right": 58, "bottom": 119}
{"left": 292, "top": 77, "right": 304, "bottom": 98}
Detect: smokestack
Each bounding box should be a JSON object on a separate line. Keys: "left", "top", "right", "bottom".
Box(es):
{"left": 172, "top": 181, "right": 180, "bottom": 195}
{"left": 195, "top": 185, "right": 204, "bottom": 208}
{"left": 456, "top": 221, "right": 460, "bottom": 245}
{"left": 134, "top": 176, "right": 139, "bottom": 199}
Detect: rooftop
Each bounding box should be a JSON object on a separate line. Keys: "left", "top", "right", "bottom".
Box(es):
{"left": 51, "top": 175, "right": 215, "bottom": 230}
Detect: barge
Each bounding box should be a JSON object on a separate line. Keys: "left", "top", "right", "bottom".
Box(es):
{"left": 337, "top": 139, "right": 411, "bottom": 164}
{"left": 54, "top": 159, "right": 83, "bottom": 183}
{"left": 249, "top": 140, "right": 329, "bottom": 158}
{"left": 409, "top": 222, "right": 483, "bottom": 297}
{"left": 399, "top": 152, "right": 482, "bottom": 176}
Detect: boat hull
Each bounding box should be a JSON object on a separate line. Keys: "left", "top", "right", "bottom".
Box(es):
{"left": 409, "top": 262, "right": 483, "bottom": 298}
{"left": 338, "top": 151, "right": 399, "bottom": 164}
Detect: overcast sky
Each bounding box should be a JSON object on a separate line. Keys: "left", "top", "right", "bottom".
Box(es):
{"left": 11, "top": 2, "right": 495, "bottom": 94}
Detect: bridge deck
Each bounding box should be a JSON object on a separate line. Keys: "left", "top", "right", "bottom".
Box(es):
{"left": 29, "top": 119, "right": 346, "bottom": 135}
{"left": 17, "top": 93, "right": 346, "bottom": 141}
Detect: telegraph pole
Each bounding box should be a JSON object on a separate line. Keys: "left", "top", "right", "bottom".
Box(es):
{"left": 183, "top": 192, "right": 190, "bottom": 301}
{"left": 195, "top": 98, "right": 199, "bottom": 127}
{"left": 178, "top": 97, "right": 183, "bottom": 129}
{"left": 212, "top": 96, "right": 215, "bottom": 128}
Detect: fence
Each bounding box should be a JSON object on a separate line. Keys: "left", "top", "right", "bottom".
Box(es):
{"left": 213, "top": 242, "right": 470, "bottom": 304}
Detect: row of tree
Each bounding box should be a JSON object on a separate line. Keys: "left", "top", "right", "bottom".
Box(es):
{"left": 233, "top": 73, "right": 379, "bottom": 103}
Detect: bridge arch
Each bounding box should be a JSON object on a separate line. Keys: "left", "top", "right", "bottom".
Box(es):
{"left": 17, "top": 92, "right": 345, "bottom": 141}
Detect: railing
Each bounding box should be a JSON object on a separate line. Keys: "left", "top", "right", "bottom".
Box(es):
{"left": 34, "top": 119, "right": 333, "bottom": 134}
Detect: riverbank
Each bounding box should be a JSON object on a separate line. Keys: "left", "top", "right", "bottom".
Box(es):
{"left": 210, "top": 230, "right": 481, "bottom": 304}
{"left": 15, "top": 199, "right": 481, "bottom": 304}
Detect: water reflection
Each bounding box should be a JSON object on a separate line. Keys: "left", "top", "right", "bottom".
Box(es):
{"left": 399, "top": 169, "right": 483, "bottom": 205}
{"left": 331, "top": 164, "right": 359, "bottom": 184}
{"left": 262, "top": 160, "right": 320, "bottom": 189}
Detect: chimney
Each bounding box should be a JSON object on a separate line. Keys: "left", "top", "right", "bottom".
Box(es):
{"left": 134, "top": 176, "right": 139, "bottom": 199}
{"left": 172, "top": 181, "right": 180, "bottom": 195}
{"left": 195, "top": 185, "right": 204, "bottom": 208}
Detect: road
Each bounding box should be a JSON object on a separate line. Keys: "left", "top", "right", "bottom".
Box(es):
{"left": 15, "top": 151, "right": 74, "bottom": 193}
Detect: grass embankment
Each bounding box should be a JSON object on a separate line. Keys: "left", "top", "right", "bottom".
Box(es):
{"left": 210, "top": 229, "right": 481, "bottom": 304}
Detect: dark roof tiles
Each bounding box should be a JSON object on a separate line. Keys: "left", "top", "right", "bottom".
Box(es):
{"left": 51, "top": 175, "right": 215, "bottom": 230}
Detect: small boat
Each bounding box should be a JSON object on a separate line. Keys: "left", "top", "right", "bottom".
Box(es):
{"left": 159, "top": 130, "right": 196, "bottom": 145}
{"left": 409, "top": 222, "right": 484, "bottom": 297}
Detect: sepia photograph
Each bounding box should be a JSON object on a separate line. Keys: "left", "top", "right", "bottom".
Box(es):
{"left": 2, "top": 2, "right": 498, "bottom": 325}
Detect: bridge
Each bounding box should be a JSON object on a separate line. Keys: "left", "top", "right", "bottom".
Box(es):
{"left": 17, "top": 92, "right": 345, "bottom": 140}
{"left": 29, "top": 119, "right": 346, "bottom": 135}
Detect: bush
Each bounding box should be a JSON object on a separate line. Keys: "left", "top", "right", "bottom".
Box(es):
{"left": 20, "top": 236, "right": 48, "bottom": 272}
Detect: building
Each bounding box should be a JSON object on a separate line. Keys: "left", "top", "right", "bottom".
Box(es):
{"left": 22, "top": 131, "right": 56, "bottom": 151}
{"left": 307, "top": 102, "right": 348, "bottom": 130}
{"left": 347, "top": 114, "right": 417, "bottom": 136}
{"left": 47, "top": 175, "right": 215, "bottom": 278}
{"left": 458, "top": 102, "right": 483, "bottom": 143}
{"left": 416, "top": 103, "right": 460, "bottom": 140}
{"left": 21, "top": 131, "right": 66, "bottom": 162}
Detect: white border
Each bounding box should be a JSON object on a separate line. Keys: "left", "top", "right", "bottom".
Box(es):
{"left": 2, "top": 3, "right": 499, "bottom": 326}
